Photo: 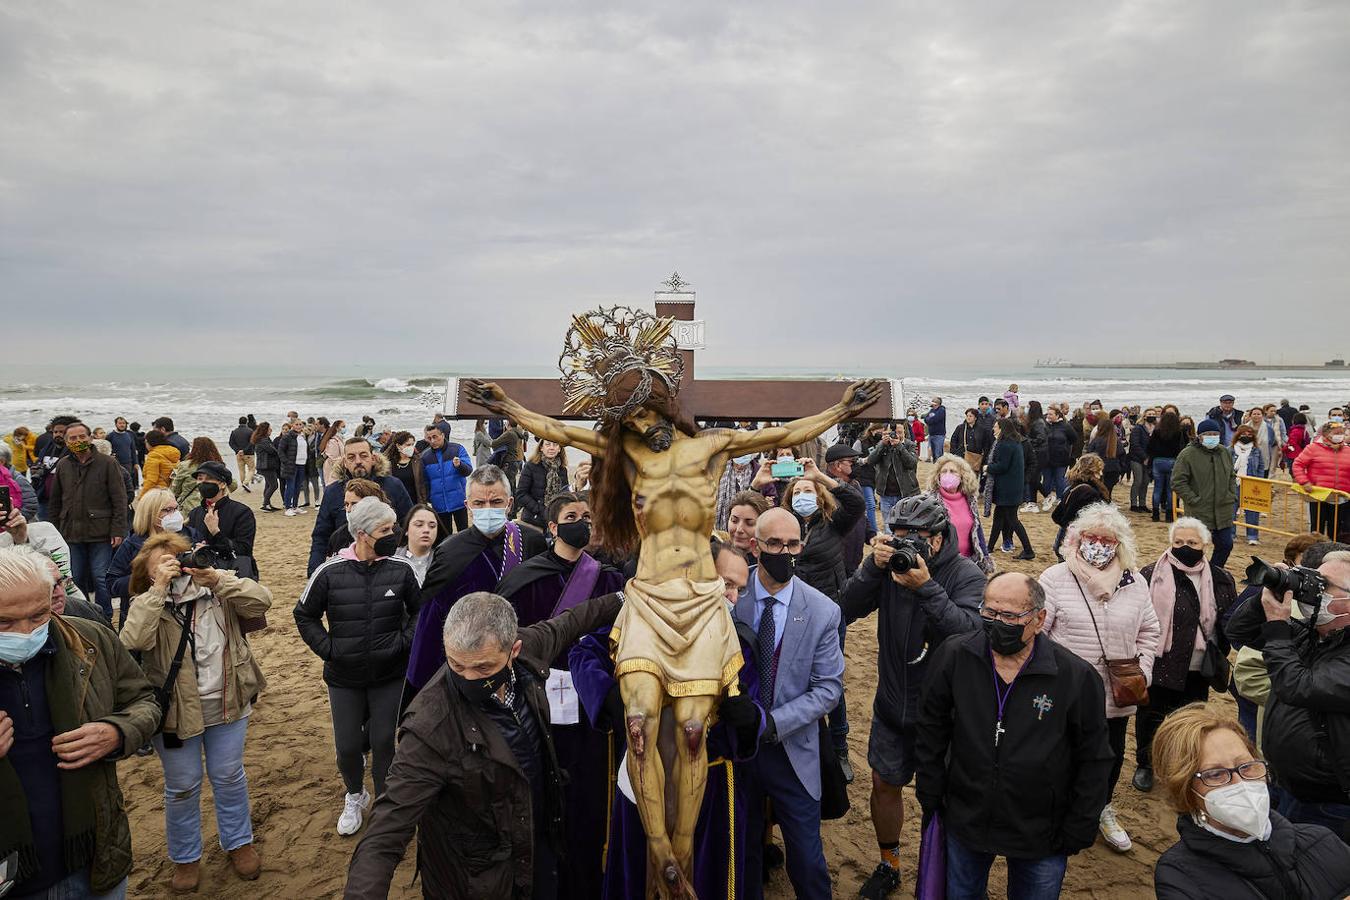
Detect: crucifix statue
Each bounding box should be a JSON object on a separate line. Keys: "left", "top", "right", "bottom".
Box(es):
{"left": 466, "top": 304, "right": 880, "bottom": 898}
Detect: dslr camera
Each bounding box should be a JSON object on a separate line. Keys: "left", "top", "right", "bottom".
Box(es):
{"left": 175, "top": 546, "right": 231, "bottom": 571}
{"left": 1245, "top": 557, "right": 1326, "bottom": 608}
{"left": 888, "top": 535, "right": 931, "bottom": 574}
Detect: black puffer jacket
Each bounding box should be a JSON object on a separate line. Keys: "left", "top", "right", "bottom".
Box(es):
{"left": 1154, "top": 812, "right": 1350, "bottom": 899}
{"left": 1045, "top": 420, "right": 1074, "bottom": 468}
{"left": 516, "top": 459, "right": 567, "bottom": 529}
{"left": 293, "top": 553, "right": 421, "bottom": 688}
{"left": 792, "top": 483, "right": 866, "bottom": 599}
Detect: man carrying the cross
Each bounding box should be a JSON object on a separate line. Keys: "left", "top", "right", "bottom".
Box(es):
{"left": 915, "top": 573, "right": 1113, "bottom": 899}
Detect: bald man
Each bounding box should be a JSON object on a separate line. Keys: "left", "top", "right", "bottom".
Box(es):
{"left": 735, "top": 507, "right": 844, "bottom": 899}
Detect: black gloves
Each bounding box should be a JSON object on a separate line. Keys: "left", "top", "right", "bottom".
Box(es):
{"left": 595, "top": 683, "right": 626, "bottom": 734}
{"left": 718, "top": 693, "right": 761, "bottom": 748}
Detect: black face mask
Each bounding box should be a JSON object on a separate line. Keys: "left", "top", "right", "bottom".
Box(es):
{"left": 1145, "top": 417, "right": 1157, "bottom": 424}
{"left": 447, "top": 661, "right": 513, "bottom": 706}
{"left": 373, "top": 530, "right": 401, "bottom": 557}
{"left": 984, "top": 617, "right": 1030, "bottom": 656}
{"left": 197, "top": 483, "right": 221, "bottom": 500}
{"left": 554, "top": 520, "right": 592, "bottom": 550}
{"left": 1171, "top": 545, "right": 1205, "bottom": 567}
{"left": 759, "top": 550, "right": 797, "bottom": 583}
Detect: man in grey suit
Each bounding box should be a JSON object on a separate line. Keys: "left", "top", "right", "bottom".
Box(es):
{"left": 736, "top": 507, "right": 845, "bottom": 900}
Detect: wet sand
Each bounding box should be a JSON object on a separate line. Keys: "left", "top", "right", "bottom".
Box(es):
{"left": 119, "top": 463, "right": 1274, "bottom": 898}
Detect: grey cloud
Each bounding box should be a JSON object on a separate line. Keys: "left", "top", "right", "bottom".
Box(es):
{"left": 2, "top": 0, "right": 1347, "bottom": 369}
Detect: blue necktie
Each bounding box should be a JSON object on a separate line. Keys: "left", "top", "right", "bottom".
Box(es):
{"left": 758, "top": 595, "right": 777, "bottom": 708}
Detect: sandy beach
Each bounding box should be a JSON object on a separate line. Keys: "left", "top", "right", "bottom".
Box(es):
{"left": 116, "top": 461, "right": 1276, "bottom": 899}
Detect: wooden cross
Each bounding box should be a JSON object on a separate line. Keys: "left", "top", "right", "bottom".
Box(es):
{"left": 443, "top": 274, "right": 902, "bottom": 422}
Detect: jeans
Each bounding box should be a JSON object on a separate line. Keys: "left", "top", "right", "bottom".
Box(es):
{"left": 945, "top": 833, "right": 1067, "bottom": 900}
{"left": 153, "top": 717, "right": 253, "bottom": 863}
{"left": 329, "top": 681, "right": 402, "bottom": 796}
{"left": 1130, "top": 460, "right": 1151, "bottom": 508}
{"left": 1211, "top": 526, "right": 1235, "bottom": 568}
{"left": 33, "top": 871, "right": 127, "bottom": 900}
{"left": 1041, "top": 466, "right": 1067, "bottom": 501}
{"left": 1273, "top": 794, "right": 1350, "bottom": 838}
{"left": 283, "top": 469, "right": 306, "bottom": 509}
{"left": 1152, "top": 457, "right": 1175, "bottom": 515}
{"left": 878, "top": 494, "right": 901, "bottom": 532}
{"left": 68, "top": 541, "right": 114, "bottom": 621}
{"left": 743, "top": 743, "right": 831, "bottom": 899}
{"left": 989, "top": 505, "right": 1031, "bottom": 554}
{"left": 260, "top": 472, "right": 281, "bottom": 508}
{"left": 1106, "top": 715, "right": 1128, "bottom": 795}
{"left": 862, "top": 486, "right": 878, "bottom": 533}
{"left": 928, "top": 434, "right": 945, "bottom": 464}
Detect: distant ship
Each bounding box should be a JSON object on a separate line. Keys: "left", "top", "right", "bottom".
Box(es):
{"left": 1034, "top": 358, "right": 1349, "bottom": 371}
{"left": 1035, "top": 358, "right": 1075, "bottom": 368}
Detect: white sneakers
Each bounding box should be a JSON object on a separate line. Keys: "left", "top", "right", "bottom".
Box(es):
{"left": 1019, "top": 502, "right": 1039, "bottom": 514}
{"left": 1099, "top": 804, "right": 1131, "bottom": 852}
{"left": 1041, "top": 495, "right": 1057, "bottom": 512}
{"left": 284, "top": 508, "right": 297, "bottom": 517}
{"left": 337, "top": 789, "right": 370, "bottom": 836}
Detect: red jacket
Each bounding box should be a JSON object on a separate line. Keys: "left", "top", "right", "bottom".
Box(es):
{"left": 1284, "top": 424, "right": 1309, "bottom": 460}
{"left": 1292, "top": 440, "right": 1350, "bottom": 494}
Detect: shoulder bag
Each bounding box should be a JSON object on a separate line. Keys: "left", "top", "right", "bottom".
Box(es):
{"left": 1072, "top": 575, "right": 1149, "bottom": 707}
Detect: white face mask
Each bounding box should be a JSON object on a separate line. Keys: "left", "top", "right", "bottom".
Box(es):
{"left": 1296, "top": 592, "right": 1349, "bottom": 627}
{"left": 1197, "top": 780, "right": 1270, "bottom": 839}
{"left": 400, "top": 444, "right": 415, "bottom": 458}
{"left": 1078, "top": 539, "right": 1117, "bottom": 569}
{"left": 1331, "top": 433, "right": 1346, "bottom": 445}
{"left": 160, "top": 511, "right": 184, "bottom": 533}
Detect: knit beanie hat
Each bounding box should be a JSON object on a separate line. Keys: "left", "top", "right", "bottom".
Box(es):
{"left": 1197, "top": 418, "right": 1222, "bottom": 435}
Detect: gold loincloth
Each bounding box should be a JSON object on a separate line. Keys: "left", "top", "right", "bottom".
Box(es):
{"left": 610, "top": 576, "right": 743, "bottom": 698}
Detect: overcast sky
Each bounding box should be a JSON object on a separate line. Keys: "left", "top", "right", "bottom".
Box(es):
{"left": 3, "top": 1, "right": 1348, "bottom": 370}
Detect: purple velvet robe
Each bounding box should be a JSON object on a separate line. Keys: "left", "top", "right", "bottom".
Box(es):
{"left": 495, "top": 551, "right": 628, "bottom": 900}
{"left": 569, "top": 626, "right": 766, "bottom": 900}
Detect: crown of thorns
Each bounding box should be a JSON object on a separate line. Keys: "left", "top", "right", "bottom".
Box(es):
{"left": 558, "top": 306, "right": 685, "bottom": 422}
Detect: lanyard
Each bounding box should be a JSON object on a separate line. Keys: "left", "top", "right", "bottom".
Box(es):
{"left": 989, "top": 645, "right": 1034, "bottom": 747}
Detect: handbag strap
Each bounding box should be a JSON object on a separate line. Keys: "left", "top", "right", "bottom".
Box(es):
{"left": 1071, "top": 574, "right": 1111, "bottom": 666}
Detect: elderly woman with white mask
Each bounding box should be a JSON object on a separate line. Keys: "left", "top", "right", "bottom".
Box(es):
{"left": 294, "top": 497, "right": 421, "bottom": 837}
{"left": 1039, "top": 501, "right": 1160, "bottom": 853}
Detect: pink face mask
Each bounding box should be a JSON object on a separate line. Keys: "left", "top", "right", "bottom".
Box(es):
{"left": 939, "top": 472, "right": 962, "bottom": 491}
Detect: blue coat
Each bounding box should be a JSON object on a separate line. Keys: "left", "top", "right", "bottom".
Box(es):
{"left": 923, "top": 405, "right": 947, "bottom": 437}
{"left": 734, "top": 572, "right": 844, "bottom": 801}
{"left": 420, "top": 443, "right": 473, "bottom": 514}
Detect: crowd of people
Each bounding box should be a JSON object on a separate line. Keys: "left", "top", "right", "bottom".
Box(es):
{"left": 0, "top": 390, "right": 1348, "bottom": 900}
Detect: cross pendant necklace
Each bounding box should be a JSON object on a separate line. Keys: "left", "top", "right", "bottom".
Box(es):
{"left": 989, "top": 644, "right": 1035, "bottom": 750}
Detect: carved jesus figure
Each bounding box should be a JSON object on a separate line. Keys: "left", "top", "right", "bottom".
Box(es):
{"left": 467, "top": 374, "right": 880, "bottom": 898}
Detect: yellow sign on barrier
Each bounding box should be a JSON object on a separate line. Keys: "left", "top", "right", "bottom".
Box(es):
{"left": 1241, "top": 478, "right": 1273, "bottom": 515}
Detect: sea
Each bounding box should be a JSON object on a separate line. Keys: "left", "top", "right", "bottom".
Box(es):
{"left": 3, "top": 364, "right": 1348, "bottom": 450}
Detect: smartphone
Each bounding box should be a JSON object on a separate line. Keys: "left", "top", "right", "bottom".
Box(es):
{"left": 770, "top": 459, "right": 805, "bottom": 479}
{"left": 0, "top": 486, "right": 10, "bottom": 522}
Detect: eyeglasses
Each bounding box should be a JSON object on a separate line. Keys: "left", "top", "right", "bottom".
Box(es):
{"left": 978, "top": 605, "right": 1036, "bottom": 625}
{"left": 1080, "top": 534, "right": 1119, "bottom": 547}
{"left": 1194, "top": 760, "right": 1267, "bottom": 787}
{"left": 759, "top": 538, "right": 804, "bottom": 554}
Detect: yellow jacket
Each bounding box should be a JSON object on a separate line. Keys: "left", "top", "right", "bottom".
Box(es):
{"left": 3, "top": 432, "right": 36, "bottom": 473}
{"left": 138, "top": 445, "right": 181, "bottom": 499}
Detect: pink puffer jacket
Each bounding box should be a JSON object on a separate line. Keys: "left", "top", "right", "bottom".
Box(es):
{"left": 1038, "top": 562, "right": 1162, "bottom": 718}
{"left": 1293, "top": 440, "right": 1350, "bottom": 494}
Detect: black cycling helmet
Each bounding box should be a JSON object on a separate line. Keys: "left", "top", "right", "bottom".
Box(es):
{"left": 886, "top": 493, "right": 950, "bottom": 534}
